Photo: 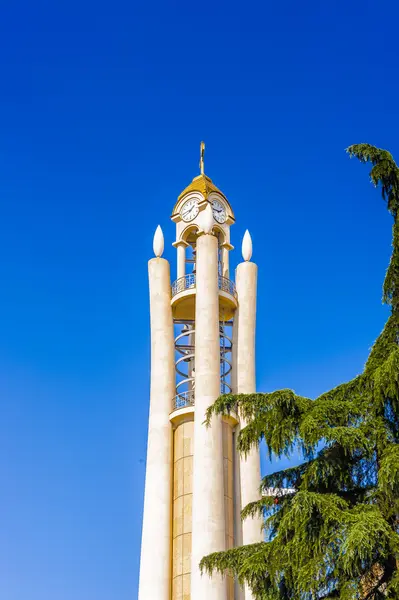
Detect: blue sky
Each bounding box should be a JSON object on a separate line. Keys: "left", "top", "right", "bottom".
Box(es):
{"left": 0, "top": 0, "right": 398, "bottom": 598}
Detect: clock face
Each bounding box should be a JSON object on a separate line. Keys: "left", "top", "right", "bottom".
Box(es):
{"left": 212, "top": 199, "right": 227, "bottom": 224}
{"left": 181, "top": 198, "right": 199, "bottom": 222}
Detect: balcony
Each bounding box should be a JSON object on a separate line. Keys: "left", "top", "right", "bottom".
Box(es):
{"left": 171, "top": 273, "right": 238, "bottom": 321}
{"left": 173, "top": 390, "right": 195, "bottom": 411}
{"left": 172, "top": 273, "right": 196, "bottom": 297}
{"left": 171, "top": 274, "right": 237, "bottom": 299}
{"left": 169, "top": 390, "right": 240, "bottom": 427}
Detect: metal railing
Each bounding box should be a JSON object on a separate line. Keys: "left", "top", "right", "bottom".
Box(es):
{"left": 218, "top": 275, "right": 237, "bottom": 298}
{"left": 172, "top": 386, "right": 235, "bottom": 412}
{"left": 171, "top": 273, "right": 196, "bottom": 296}
{"left": 171, "top": 273, "right": 237, "bottom": 299}
{"left": 173, "top": 390, "right": 195, "bottom": 411}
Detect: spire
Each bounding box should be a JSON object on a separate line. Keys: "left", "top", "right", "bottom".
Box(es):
{"left": 199, "top": 141, "right": 205, "bottom": 175}
{"left": 175, "top": 142, "right": 228, "bottom": 204}
{"left": 171, "top": 143, "right": 235, "bottom": 223}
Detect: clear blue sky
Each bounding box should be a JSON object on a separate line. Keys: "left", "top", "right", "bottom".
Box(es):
{"left": 0, "top": 1, "right": 398, "bottom": 598}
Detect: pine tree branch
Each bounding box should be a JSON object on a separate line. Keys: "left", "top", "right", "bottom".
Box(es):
{"left": 200, "top": 144, "right": 399, "bottom": 599}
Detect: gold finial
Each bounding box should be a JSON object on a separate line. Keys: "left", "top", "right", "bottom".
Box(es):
{"left": 199, "top": 141, "right": 205, "bottom": 175}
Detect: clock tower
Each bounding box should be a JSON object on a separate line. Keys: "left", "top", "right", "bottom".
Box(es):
{"left": 138, "top": 144, "right": 262, "bottom": 600}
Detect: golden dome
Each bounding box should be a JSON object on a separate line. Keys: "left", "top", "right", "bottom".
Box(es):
{"left": 172, "top": 173, "right": 235, "bottom": 222}
{"left": 177, "top": 174, "right": 228, "bottom": 202}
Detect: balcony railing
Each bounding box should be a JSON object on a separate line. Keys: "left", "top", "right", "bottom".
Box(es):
{"left": 172, "top": 391, "right": 239, "bottom": 414}
{"left": 218, "top": 275, "right": 237, "bottom": 298}
{"left": 171, "top": 274, "right": 237, "bottom": 299}
{"left": 172, "top": 273, "right": 196, "bottom": 296}
{"left": 173, "top": 390, "right": 195, "bottom": 411}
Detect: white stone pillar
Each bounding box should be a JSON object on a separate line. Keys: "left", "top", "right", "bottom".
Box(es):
{"left": 222, "top": 244, "right": 229, "bottom": 278}
{"left": 235, "top": 261, "right": 263, "bottom": 600}
{"left": 191, "top": 232, "right": 227, "bottom": 600}
{"left": 138, "top": 257, "right": 175, "bottom": 600}
{"left": 176, "top": 242, "right": 186, "bottom": 279}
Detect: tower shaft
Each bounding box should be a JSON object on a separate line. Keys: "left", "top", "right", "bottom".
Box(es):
{"left": 190, "top": 233, "right": 227, "bottom": 600}
{"left": 140, "top": 156, "right": 261, "bottom": 600}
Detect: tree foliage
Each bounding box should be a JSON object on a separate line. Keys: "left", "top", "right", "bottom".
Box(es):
{"left": 200, "top": 144, "right": 399, "bottom": 599}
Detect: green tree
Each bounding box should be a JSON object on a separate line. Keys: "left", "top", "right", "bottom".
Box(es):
{"left": 200, "top": 144, "right": 399, "bottom": 599}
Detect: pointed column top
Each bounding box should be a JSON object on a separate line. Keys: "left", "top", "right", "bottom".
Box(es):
{"left": 242, "top": 230, "right": 253, "bottom": 261}
{"left": 153, "top": 225, "right": 164, "bottom": 257}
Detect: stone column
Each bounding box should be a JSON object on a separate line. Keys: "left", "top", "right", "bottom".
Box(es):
{"left": 176, "top": 242, "right": 187, "bottom": 279}
{"left": 234, "top": 261, "right": 263, "bottom": 600}
{"left": 138, "top": 257, "right": 175, "bottom": 600}
{"left": 190, "top": 232, "right": 227, "bottom": 600}
{"left": 221, "top": 244, "right": 230, "bottom": 278}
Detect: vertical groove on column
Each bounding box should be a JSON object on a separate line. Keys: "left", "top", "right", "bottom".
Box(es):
{"left": 172, "top": 419, "right": 194, "bottom": 600}
{"left": 223, "top": 421, "right": 235, "bottom": 599}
